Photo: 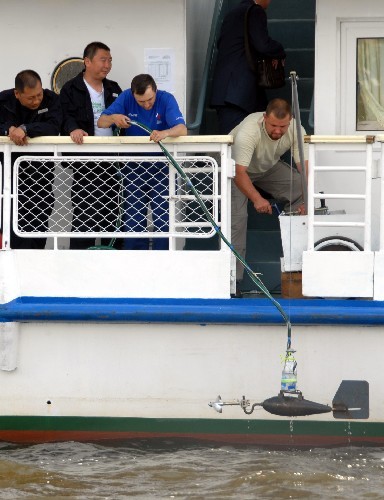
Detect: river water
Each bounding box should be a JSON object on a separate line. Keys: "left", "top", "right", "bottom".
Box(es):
{"left": 0, "top": 441, "right": 383, "bottom": 499}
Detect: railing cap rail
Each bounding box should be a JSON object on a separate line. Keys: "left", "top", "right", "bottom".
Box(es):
{"left": 304, "top": 135, "right": 375, "bottom": 144}
{"left": 0, "top": 135, "right": 233, "bottom": 145}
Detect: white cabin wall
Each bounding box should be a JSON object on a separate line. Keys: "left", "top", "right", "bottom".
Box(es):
{"left": 314, "top": 0, "right": 384, "bottom": 250}
{"left": 185, "top": 0, "right": 216, "bottom": 129}
{"left": 0, "top": 0, "right": 186, "bottom": 115}
{"left": 315, "top": 0, "right": 384, "bottom": 135}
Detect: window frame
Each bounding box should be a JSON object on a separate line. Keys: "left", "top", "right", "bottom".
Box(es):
{"left": 340, "top": 20, "right": 384, "bottom": 135}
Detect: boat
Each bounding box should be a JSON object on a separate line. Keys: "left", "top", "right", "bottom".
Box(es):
{"left": 1, "top": 0, "right": 384, "bottom": 447}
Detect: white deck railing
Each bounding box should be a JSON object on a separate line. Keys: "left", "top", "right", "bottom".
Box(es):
{"left": 306, "top": 135, "right": 374, "bottom": 251}
{"left": 0, "top": 136, "right": 234, "bottom": 251}
{"left": 303, "top": 134, "right": 377, "bottom": 298}
{"left": 378, "top": 135, "right": 384, "bottom": 252}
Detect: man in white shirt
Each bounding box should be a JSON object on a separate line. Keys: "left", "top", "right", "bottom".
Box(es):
{"left": 60, "top": 41, "right": 122, "bottom": 249}
{"left": 231, "top": 98, "right": 308, "bottom": 285}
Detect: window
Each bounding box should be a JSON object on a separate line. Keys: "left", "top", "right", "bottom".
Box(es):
{"left": 357, "top": 38, "right": 384, "bottom": 131}
{"left": 339, "top": 21, "right": 384, "bottom": 135}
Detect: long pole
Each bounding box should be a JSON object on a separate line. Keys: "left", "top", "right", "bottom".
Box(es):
{"left": 290, "top": 71, "right": 308, "bottom": 213}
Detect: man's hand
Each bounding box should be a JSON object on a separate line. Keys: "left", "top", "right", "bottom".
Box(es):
{"left": 235, "top": 164, "right": 273, "bottom": 215}
{"left": 70, "top": 129, "right": 89, "bottom": 144}
{"left": 254, "top": 197, "right": 272, "bottom": 214}
{"left": 298, "top": 203, "right": 306, "bottom": 215}
{"left": 150, "top": 124, "right": 187, "bottom": 142}
{"left": 8, "top": 126, "right": 28, "bottom": 146}
{"left": 150, "top": 129, "right": 168, "bottom": 143}
{"left": 97, "top": 113, "right": 130, "bottom": 129}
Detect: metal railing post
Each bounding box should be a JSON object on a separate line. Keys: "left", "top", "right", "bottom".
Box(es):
{"left": 364, "top": 142, "right": 372, "bottom": 251}
{"left": 380, "top": 141, "right": 384, "bottom": 252}
{"left": 307, "top": 142, "right": 315, "bottom": 250}
{"left": 2, "top": 144, "right": 12, "bottom": 250}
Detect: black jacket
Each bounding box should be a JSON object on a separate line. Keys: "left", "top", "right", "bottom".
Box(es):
{"left": 60, "top": 72, "right": 122, "bottom": 135}
{"left": 211, "top": 0, "right": 286, "bottom": 113}
{"left": 0, "top": 88, "right": 62, "bottom": 137}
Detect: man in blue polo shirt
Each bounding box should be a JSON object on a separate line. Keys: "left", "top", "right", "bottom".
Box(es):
{"left": 98, "top": 73, "right": 187, "bottom": 250}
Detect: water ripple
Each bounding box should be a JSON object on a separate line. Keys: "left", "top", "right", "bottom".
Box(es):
{"left": 0, "top": 442, "right": 383, "bottom": 498}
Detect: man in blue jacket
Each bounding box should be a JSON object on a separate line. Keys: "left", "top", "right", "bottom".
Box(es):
{"left": 0, "top": 69, "right": 62, "bottom": 249}
{"left": 98, "top": 74, "right": 187, "bottom": 250}
{"left": 211, "top": 0, "right": 285, "bottom": 134}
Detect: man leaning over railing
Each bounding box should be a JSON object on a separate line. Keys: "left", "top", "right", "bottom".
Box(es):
{"left": 231, "top": 98, "right": 307, "bottom": 294}
{"left": 98, "top": 74, "right": 187, "bottom": 251}
{"left": 0, "top": 69, "right": 62, "bottom": 249}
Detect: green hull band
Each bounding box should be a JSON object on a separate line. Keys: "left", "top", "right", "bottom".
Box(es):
{"left": 0, "top": 416, "right": 383, "bottom": 447}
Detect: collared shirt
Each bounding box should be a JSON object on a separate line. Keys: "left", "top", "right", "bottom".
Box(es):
{"left": 101, "top": 89, "right": 185, "bottom": 136}
{"left": 231, "top": 112, "right": 308, "bottom": 174}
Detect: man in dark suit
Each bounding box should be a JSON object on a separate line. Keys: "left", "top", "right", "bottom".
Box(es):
{"left": 211, "top": 0, "right": 285, "bottom": 134}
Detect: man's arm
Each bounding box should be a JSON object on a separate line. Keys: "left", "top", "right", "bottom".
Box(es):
{"left": 98, "top": 117, "right": 187, "bottom": 142}
{"left": 60, "top": 84, "right": 81, "bottom": 134}
{"left": 150, "top": 123, "right": 187, "bottom": 143}
{"left": 6, "top": 93, "right": 62, "bottom": 145}
{"left": 0, "top": 94, "right": 28, "bottom": 145}
{"left": 97, "top": 113, "right": 129, "bottom": 129}
{"left": 25, "top": 92, "right": 62, "bottom": 138}
{"left": 8, "top": 126, "right": 28, "bottom": 146}
{"left": 59, "top": 84, "right": 88, "bottom": 144}
{"left": 249, "top": 5, "right": 286, "bottom": 59}
{"left": 98, "top": 91, "right": 128, "bottom": 130}
{"left": 234, "top": 164, "right": 272, "bottom": 215}
{"left": 149, "top": 93, "right": 187, "bottom": 142}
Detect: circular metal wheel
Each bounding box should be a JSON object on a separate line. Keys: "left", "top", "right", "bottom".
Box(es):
{"left": 314, "top": 236, "right": 363, "bottom": 252}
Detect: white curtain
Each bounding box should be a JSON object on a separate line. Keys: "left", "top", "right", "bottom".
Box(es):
{"left": 357, "top": 39, "right": 384, "bottom": 129}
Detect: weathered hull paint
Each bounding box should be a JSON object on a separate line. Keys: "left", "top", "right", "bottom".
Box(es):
{"left": 0, "top": 298, "right": 383, "bottom": 447}
{"left": 0, "top": 417, "right": 383, "bottom": 447}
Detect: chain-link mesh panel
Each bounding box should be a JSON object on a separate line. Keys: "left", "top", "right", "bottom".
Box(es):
{"left": 14, "top": 157, "right": 55, "bottom": 235}
{"left": 13, "top": 156, "right": 220, "bottom": 238}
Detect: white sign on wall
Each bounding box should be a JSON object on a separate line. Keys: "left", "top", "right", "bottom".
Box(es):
{"left": 144, "top": 48, "right": 175, "bottom": 93}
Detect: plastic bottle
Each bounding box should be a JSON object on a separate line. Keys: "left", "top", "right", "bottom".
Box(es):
{"left": 281, "top": 351, "right": 297, "bottom": 392}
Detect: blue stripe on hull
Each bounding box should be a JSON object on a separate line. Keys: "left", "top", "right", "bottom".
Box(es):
{"left": 1, "top": 297, "right": 384, "bottom": 325}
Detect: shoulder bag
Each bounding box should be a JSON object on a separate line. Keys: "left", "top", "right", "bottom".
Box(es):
{"left": 244, "top": 4, "right": 285, "bottom": 89}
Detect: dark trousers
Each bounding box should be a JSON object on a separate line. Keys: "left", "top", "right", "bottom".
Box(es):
{"left": 215, "top": 104, "right": 249, "bottom": 134}
{"left": 122, "top": 161, "right": 169, "bottom": 250}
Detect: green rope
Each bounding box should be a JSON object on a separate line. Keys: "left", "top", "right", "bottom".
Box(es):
{"left": 129, "top": 120, "right": 292, "bottom": 347}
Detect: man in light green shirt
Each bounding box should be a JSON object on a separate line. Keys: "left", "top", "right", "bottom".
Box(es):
{"left": 231, "top": 98, "right": 308, "bottom": 283}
